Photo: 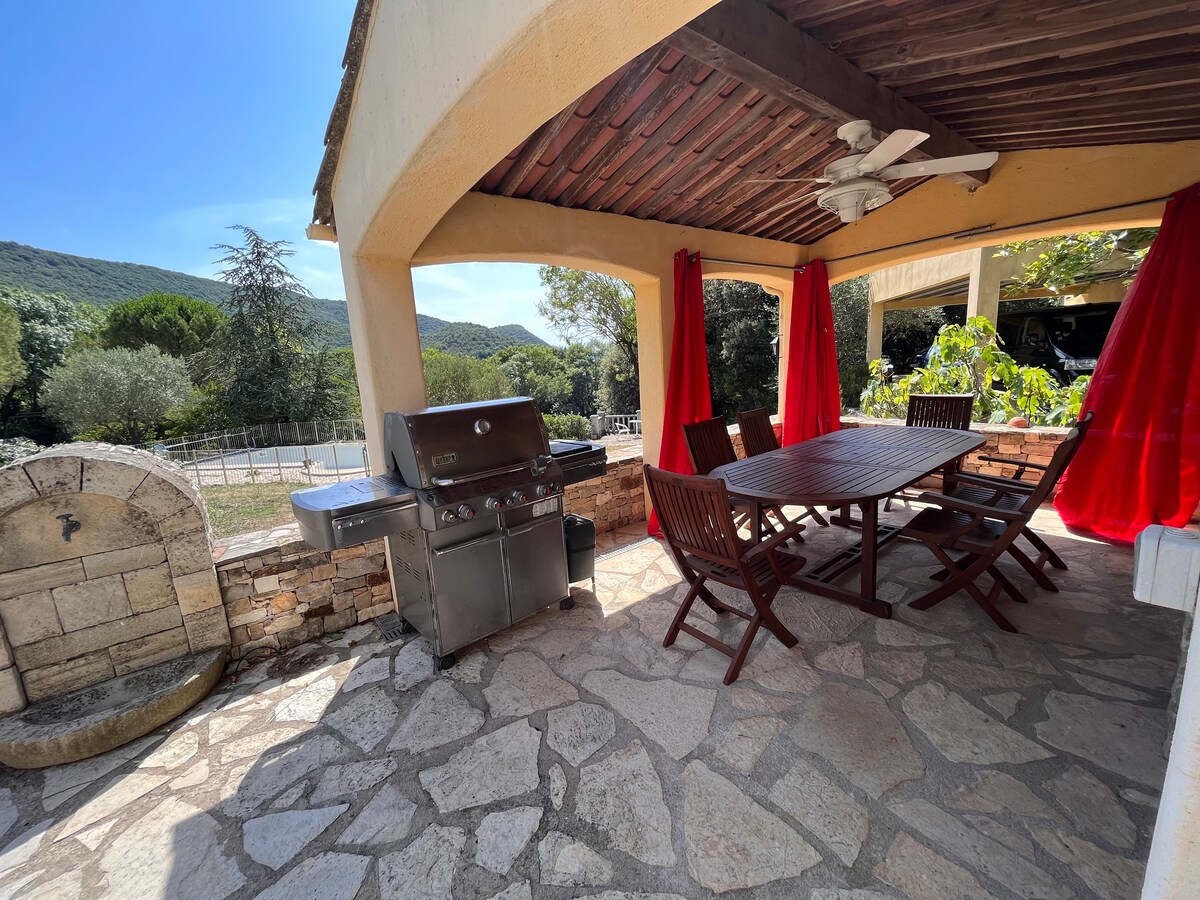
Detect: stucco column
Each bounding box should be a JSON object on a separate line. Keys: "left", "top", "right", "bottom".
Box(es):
{"left": 633, "top": 271, "right": 673, "bottom": 470}
{"left": 966, "top": 246, "right": 1005, "bottom": 324}
{"left": 867, "top": 301, "right": 885, "bottom": 363}
{"left": 340, "top": 252, "right": 428, "bottom": 471}
{"left": 773, "top": 283, "right": 793, "bottom": 418}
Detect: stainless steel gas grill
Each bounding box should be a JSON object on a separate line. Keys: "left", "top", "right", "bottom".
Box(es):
{"left": 291, "top": 398, "right": 607, "bottom": 668}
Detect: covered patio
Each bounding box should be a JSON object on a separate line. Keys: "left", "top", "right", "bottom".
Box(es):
{"left": 1, "top": 1, "right": 1197, "bottom": 898}
{"left": 0, "top": 504, "right": 1181, "bottom": 898}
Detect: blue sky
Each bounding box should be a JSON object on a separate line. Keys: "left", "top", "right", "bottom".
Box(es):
{"left": 0, "top": 1, "right": 556, "bottom": 342}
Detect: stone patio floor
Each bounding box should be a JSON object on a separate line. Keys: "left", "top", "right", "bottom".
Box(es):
{"left": 0, "top": 505, "right": 1186, "bottom": 899}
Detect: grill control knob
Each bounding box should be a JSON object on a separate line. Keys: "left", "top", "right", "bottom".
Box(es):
{"left": 536, "top": 483, "right": 552, "bottom": 499}
{"left": 484, "top": 496, "right": 503, "bottom": 511}
{"left": 441, "top": 510, "right": 458, "bottom": 523}
{"left": 508, "top": 490, "right": 529, "bottom": 506}
{"left": 456, "top": 504, "right": 475, "bottom": 520}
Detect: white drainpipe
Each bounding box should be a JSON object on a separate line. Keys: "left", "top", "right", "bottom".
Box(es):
{"left": 1133, "top": 526, "right": 1200, "bottom": 898}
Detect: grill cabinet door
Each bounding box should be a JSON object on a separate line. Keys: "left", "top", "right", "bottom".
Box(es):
{"left": 428, "top": 531, "right": 510, "bottom": 654}
{"left": 505, "top": 515, "right": 569, "bottom": 622}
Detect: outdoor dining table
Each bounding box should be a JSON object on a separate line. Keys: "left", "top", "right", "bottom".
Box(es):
{"left": 710, "top": 426, "right": 986, "bottom": 618}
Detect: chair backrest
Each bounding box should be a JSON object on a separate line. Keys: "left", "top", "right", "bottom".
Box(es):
{"left": 736, "top": 408, "right": 779, "bottom": 458}
{"left": 1021, "top": 410, "right": 1096, "bottom": 511}
{"left": 644, "top": 464, "right": 742, "bottom": 568}
{"left": 683, "top": 416, "right": 738, "bottom": 474}
{"left": 906, "top": 393, "right": 975, "bottom": 430}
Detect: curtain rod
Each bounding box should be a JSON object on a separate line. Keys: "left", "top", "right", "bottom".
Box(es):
{"left": 698, "top": 194, "right": 1172, "bottom": 271}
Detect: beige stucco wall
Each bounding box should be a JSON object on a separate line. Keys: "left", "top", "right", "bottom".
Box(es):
{"left": 816, "top": 141, "right": 1200, "bottom": 282}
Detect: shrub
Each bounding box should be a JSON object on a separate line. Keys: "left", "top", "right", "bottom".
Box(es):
{"left": 543, "top": 413, "right": 591, "bottom": 440}
{"left": 860, "top": 316, "right": 1089, "bottom": 427}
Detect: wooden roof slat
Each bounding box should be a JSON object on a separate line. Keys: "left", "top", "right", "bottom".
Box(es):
{"left": 464, "top": 0, "right": 1200, "bottom": 243}
{"left": 526, "top": 47, "right": 668, "bottom": 203}
{"left": 554, "top": 58, "right": 705, "bottom": 207}
{"left": 616, "top": 99, "right": 785, "bottom": 216}
{"left": 579, "top": 75, "right": 742, "bottom": 211}
{"left": 602, "top": 85, "right": 769, "bottom": 215}
{"left": 875, "top": 16, "right": 1200, "bottom": 89}
{"left": 664, "top": 0, "right": 989, "bottom": 188}
{"left": 646, "top": 113, "right": 819, "bottom": 222}
{"left": 494, "top": 98, "right": 585, "bottom": 195}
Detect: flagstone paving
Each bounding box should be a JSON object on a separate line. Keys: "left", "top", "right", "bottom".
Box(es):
{"left": 0, "top": 509, "right": 1185, "bottom": 898}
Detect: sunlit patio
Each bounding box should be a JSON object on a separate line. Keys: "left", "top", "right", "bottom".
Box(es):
{"left": 0, "top": 505, "right": 1181, "bottom": 899}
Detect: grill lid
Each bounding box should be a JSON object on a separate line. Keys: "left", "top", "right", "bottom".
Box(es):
{"left": 385, "top": 398, "right": 550, "bottom": 489}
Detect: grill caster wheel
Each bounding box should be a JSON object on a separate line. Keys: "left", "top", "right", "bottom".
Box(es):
{"left": 435, "top": 652, "right": 456, "bottom": 671}
{"left": 399, "top": 618, "right": 416, "bottom": 635}
{"left": 560, "top": 597, "right": 575, "bottom": 611}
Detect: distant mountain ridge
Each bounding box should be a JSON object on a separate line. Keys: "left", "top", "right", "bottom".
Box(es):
{"left": 0, "top": 240, "right": 548, "bottom": 353}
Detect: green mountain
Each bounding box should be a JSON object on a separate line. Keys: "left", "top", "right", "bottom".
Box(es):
{"left": 0, "top": 241, "right": 549, "bottom": 353}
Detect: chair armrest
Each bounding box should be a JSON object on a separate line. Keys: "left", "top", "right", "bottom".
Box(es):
{"left": 743, "top": 520, "right": 806, "bottom": 564}
{"left": 953, "top": 472, "right": 1037, "bottom": 494}
{"left": 978, "top": 454, "right": 1048, "bottom": 473}
{"left": 916, "top": 492, "right": 1026, "bottom": 522}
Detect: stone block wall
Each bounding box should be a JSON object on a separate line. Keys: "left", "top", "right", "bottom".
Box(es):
{"left": 215, "top": 534, "right": 392, "bottom": 660}
{"left": 0, "top": 444, "right": 229, "bottom": 712}
{"left": 562, "top": 448, "right": 646, "bottom": 532}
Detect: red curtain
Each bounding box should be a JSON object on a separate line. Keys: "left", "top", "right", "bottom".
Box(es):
{"left": 648, "top": 249, "right": 712, "bottom": 537}
{"left": 782, "top": 259, "right": 842, "bottom": 445}
{"left": 1055, "top": 183, "right": 1200, "bottom": 542}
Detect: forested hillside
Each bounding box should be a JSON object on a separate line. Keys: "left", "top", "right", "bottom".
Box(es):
{"left": 0, "top": 241, "right": 547, "bottom": 352}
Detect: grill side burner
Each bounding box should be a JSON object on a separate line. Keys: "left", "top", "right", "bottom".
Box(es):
{"left": 293, "top": 398, "right": 606, "bottom": 668}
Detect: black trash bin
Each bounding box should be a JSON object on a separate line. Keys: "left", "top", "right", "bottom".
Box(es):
{"left": 563, "top": 514, "right": 597, "bottom": 590}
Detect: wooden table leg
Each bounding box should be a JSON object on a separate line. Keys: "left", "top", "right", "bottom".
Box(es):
{"left": 857, "top": 499, "right": 891, "bottom": 618}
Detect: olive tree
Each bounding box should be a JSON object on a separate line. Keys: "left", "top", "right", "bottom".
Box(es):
{"left": 42, "top": 346, "right": 193, "bottom": 444}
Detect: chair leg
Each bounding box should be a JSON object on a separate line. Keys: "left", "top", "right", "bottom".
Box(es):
{"left": 987, "top": 564, "right": 1028, "bottom": 603}
{"left": 724, "top": 615, "right": 762, "bottom": 685}
{"left": 1007, "top": 544, "right": 1059, "bottom": 593}
{"left": 804, "top": 506, "right": 829, "bottom": 527}
{"left": 962, "top": 577, "right": 1018, "bottom": 632}
{"left": 664, "top": 576, "right": 705, "bottom": 648}
{"left": 883, "top": 496, "right": 893, "bottom": 512}
{"left": 1023, "top": 528, "right": 1068, "bottom": 570}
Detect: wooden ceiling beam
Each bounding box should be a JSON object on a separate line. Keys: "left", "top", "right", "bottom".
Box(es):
{"left": 664, "top": 0, "right": 988, "bottom": 188}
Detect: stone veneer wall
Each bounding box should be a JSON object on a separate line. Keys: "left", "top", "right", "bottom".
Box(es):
{"left": 0, "top": 445, "right": 229, "bottom": 713}
{"left": 208, "top": 422, "right": 1096, "bottom": 660}
{"left": 215, "top": 537, "right": 393, "bottom": 661}
{"left": 839, "top": 415, "right": 1071, "bottom": 496}
{"left": 561, "top": 447, "right": 647, "bottom": 532}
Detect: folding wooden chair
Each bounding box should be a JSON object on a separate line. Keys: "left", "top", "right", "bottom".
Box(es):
{"left": 683, "top": 416, "right": 783, "bottom": 539}
{"left": 885, "top": 393, "right": 975, "bottom": 511}
{"left": 944, "top": 411, "right": 1095, "bottom": 577}
{"left": 644, "top": 464, "right": 807, "bottom": 684}
{"left": 901, "top": 418, "right": 1090, "bottom": 632}
{"left": 735, "top": 408, "right": 828, "bottom": 527}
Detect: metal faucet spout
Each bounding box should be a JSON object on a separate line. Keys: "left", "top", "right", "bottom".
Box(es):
{"left": 56, "top": 514, "right": 82, "bottom": 543}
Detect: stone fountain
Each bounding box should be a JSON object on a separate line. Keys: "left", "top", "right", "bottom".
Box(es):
{"left": 0, "top": 444, "right": 229, "bottom": 767}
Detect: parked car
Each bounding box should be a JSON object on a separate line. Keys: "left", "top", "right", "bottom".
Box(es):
{"left": 996, "top": 305, "right": 1118, "bottom": 385}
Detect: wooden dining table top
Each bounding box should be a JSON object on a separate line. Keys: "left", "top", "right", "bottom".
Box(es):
{"left": 711, "top": 426, "right": 986, "bottom": 506}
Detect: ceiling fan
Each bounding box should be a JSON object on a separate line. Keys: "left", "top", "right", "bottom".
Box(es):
{"left": 749, "top": 120, "right": 999, "bottom": 224}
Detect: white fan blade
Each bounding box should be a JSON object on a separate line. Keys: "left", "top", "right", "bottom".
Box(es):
{"left": 755, "top": 192, "right": 821, "bottom": 218}
{"left": 745, "top": 177, "right": 825, "bottom": 183}
{"left": 877, "top": 151, "right": 999, "bottom": 180}
{"left": 857, "top": 129, "right": 930, "bottom": 173}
